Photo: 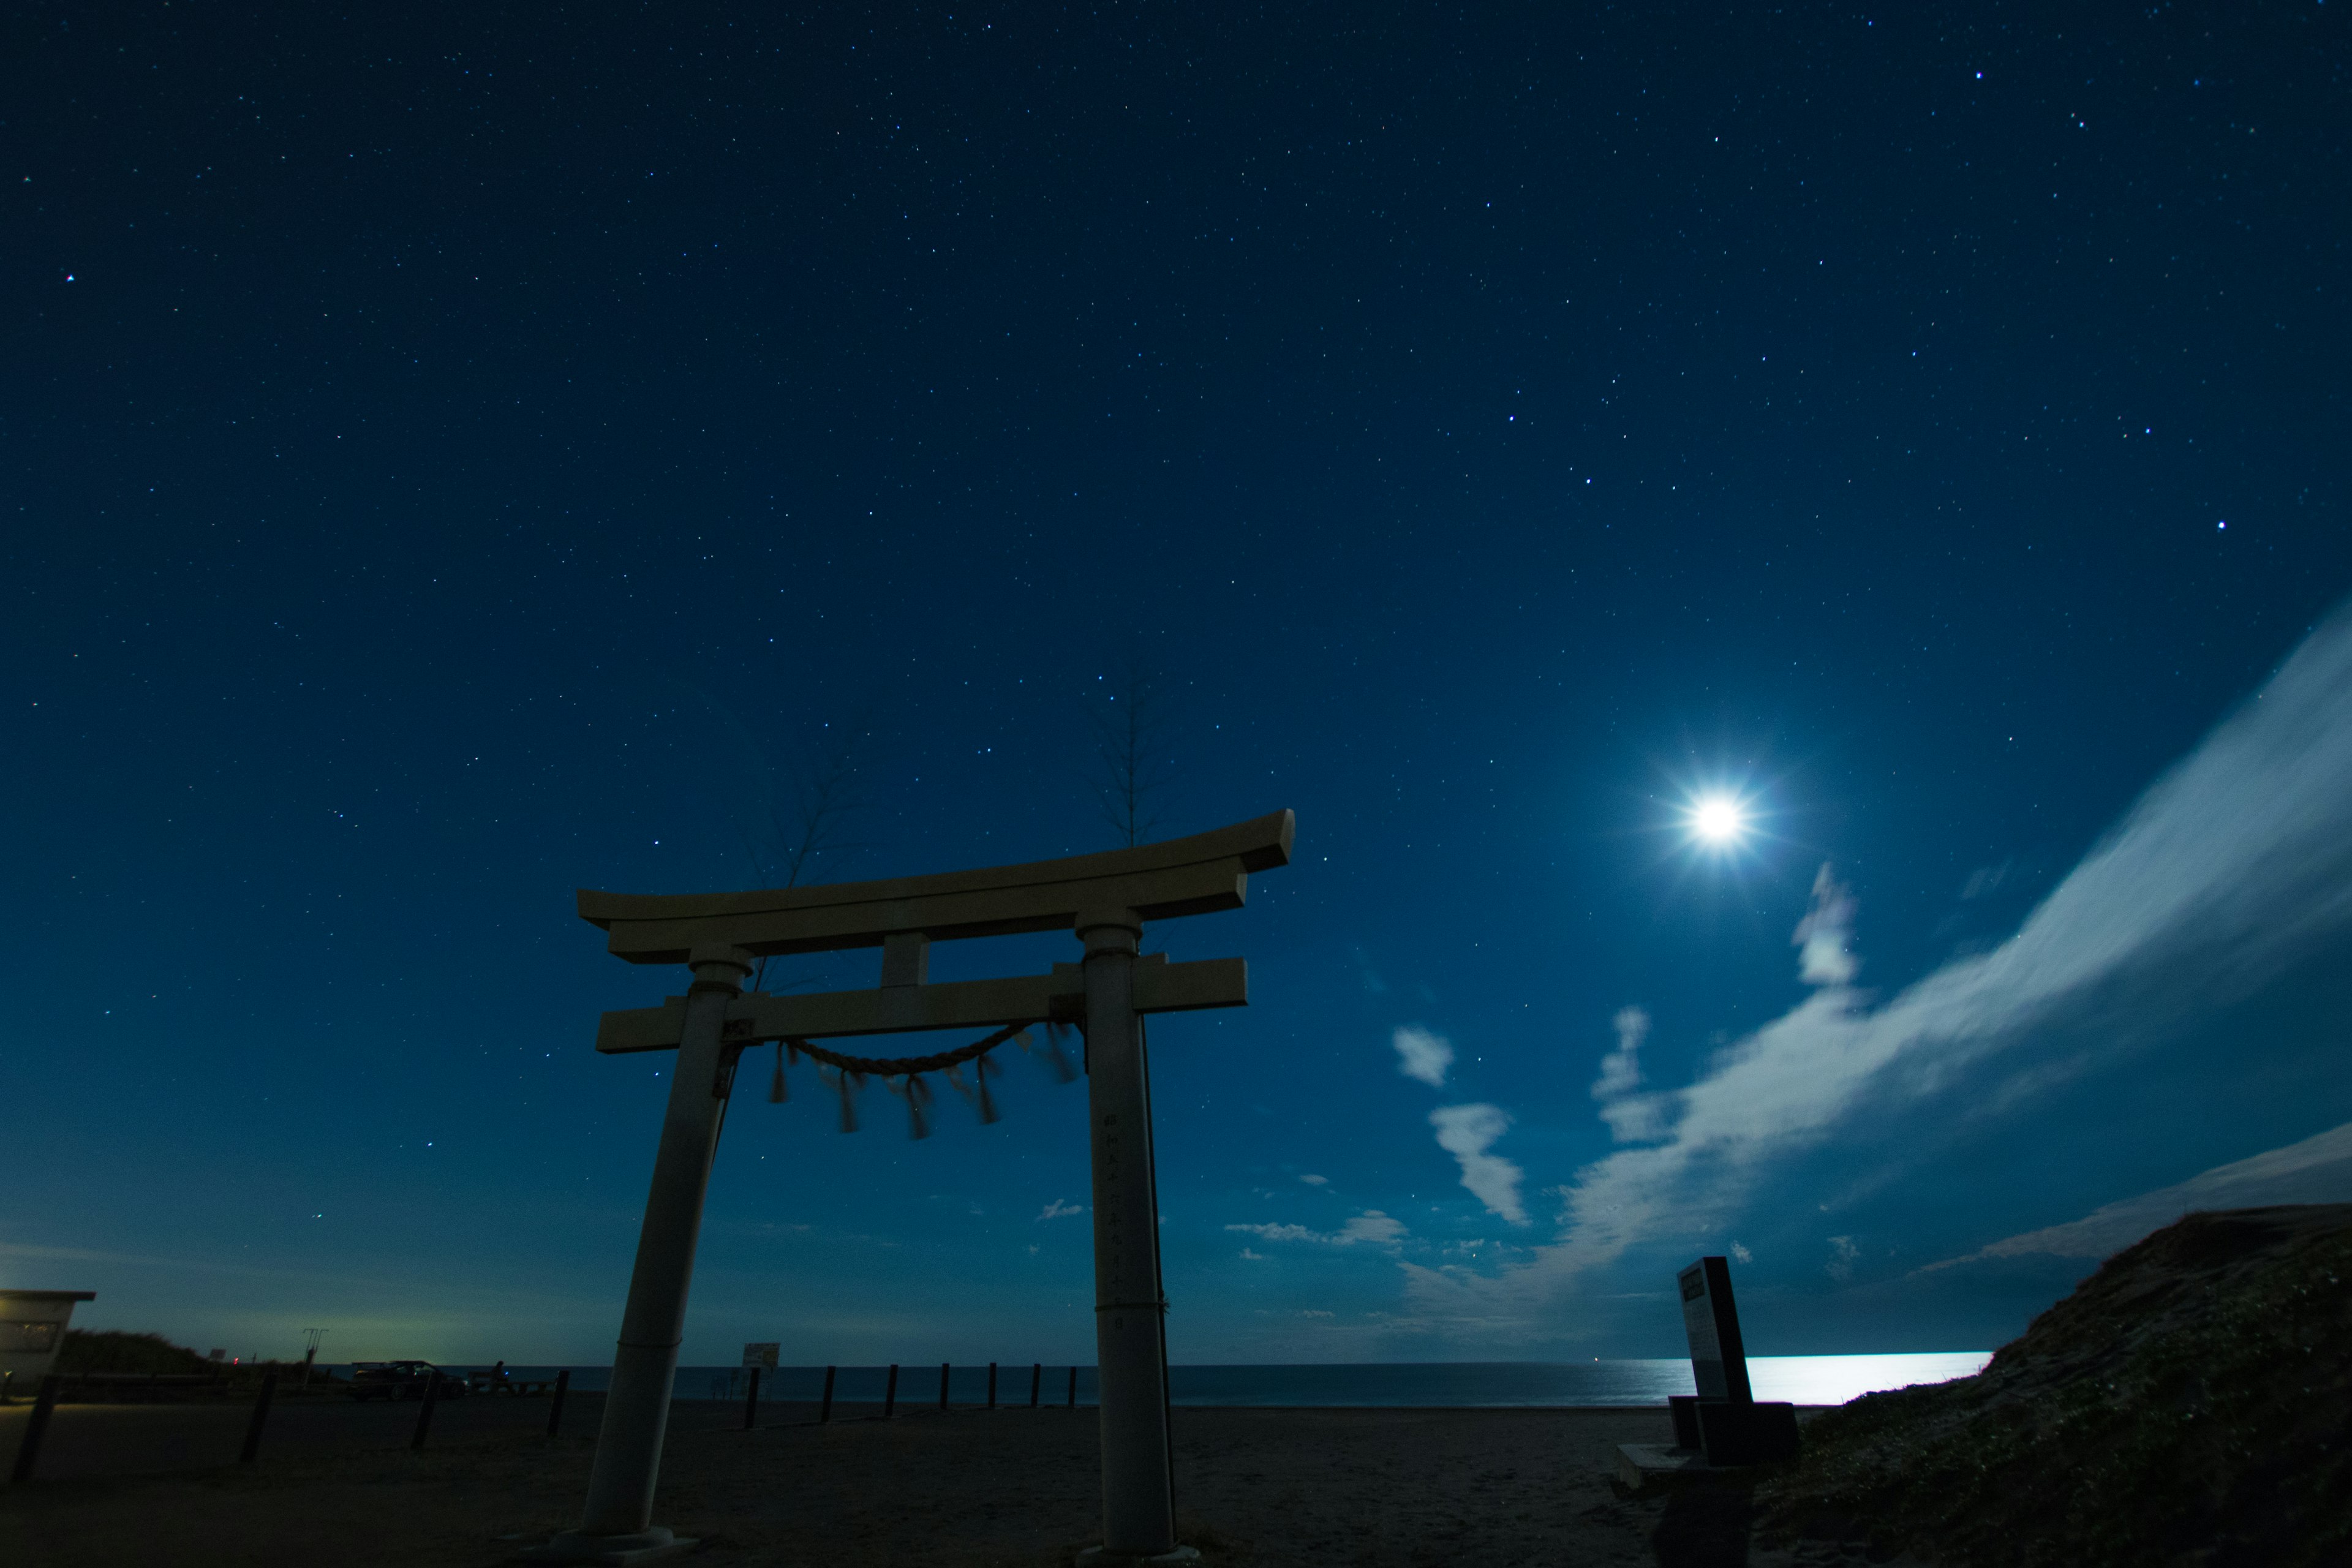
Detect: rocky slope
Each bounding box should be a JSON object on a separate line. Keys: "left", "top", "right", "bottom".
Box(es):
{"left": 1758, "top": 1204, "right": 2352, "bottom": 1567}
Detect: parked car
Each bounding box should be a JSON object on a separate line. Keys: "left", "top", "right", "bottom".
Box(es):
{"left": 348, "top": 1360, "right": 470, "bottom": 1401}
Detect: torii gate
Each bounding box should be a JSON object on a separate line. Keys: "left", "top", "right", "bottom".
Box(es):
{"left": 524, "top": 810, "right": 1294, "bottom": 1566}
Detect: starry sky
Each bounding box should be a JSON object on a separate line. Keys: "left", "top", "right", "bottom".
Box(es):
{"left": 6, "top": 2, "right": 2351, "bottom": 1368}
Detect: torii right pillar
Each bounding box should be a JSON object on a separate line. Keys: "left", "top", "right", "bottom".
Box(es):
{"left": 1078, "top": 907, "right": 1190, "bottom": 1564}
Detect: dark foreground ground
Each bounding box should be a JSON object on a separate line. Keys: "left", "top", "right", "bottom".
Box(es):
{"left": 0, "top": 1395, "right": 1877, "bottom": 1567}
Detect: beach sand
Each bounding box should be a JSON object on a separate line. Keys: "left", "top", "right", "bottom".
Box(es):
{"left": 2, "top": 1396, "right": 1854, "bottom": 1566}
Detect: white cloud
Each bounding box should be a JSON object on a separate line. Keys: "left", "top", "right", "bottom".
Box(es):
{"left": 1924, "top": 1118, "right": 2352, "bottom": 1270}
{"left": 1792, "top": 864, "right": 1860, "bottom": 987}
{"left": 1299, "top": 1173, "right": 1329, "bottom": 1186}
{"left": 1591, "top": 1006, "right": 1649, "bottom": 1100}
{"left": 1826, "top": 1235, "right": 1860, "bottom": 1282}
{"left": 1591, "top": 1006, "right": 1670, "bottom": 1143}
{"left": 1429, "top": 1104, "right": 1528, "bottom": 1224}
{"left": 1238, "top": 1247, "right": 1265, "bottom": 1261}
{"left": 1393, "top": 1025, "right": 1453, "bottom": 1087}
{"left": 1730, "top": 1242, "right": 1753, "bottom": 1264}
{"left": 1962, "top": 860, "right": 2015, "bottom": 900}
{"left": 1038, "top": 1199, "right": 1084, "bottom": 1220}
{"left": 1598, "top": 1095, "right": 1672, "bottom": 1143}
{"left": 1336, "top": 1211, "right": 1408, "bottom": 1245}
{"left": 1224, "top": 1210, "right": 1408, "bottom": 1248}
{"left": 1403, "top": 598, "right": 2352, "bottom": 1324}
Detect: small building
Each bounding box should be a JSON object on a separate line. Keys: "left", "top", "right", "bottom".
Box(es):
{"left": 0, "top": 1290, "right": 96, "bottom": 1390}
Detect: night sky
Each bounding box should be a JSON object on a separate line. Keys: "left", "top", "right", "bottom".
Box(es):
{"left": 7, "top": 2, "right": 2351, "bottom": 1369}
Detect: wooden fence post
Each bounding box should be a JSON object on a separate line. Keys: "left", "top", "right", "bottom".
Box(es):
{"left": 938, "top": 1363, "right": 950, "bottom": 1412}
{"left": 1030, "top": 1363, "right": 1042, "bottom": 1408}
{"left": 741, "top": 1366, "right": 761, "bottom": 1431}
{"left": 239, "top": 1372, "right": 279, "bottom": 1463}
{"left": 884, "top": 1364, "right": 899, "bottom": 1420}
{"left": 9, "top": 1375, "right": 60, "bottom": 1483}
{"left": 987, "top": 1362, "right": 998, "bottom": 1409}
{"left": 546, "top": 1370, "right": 570, "bottom": 1437}
{"left": 819, "top": 1365, "right": 836, "bottom": 1424}
{"left": 410, "top": 1371, "right": 444, "bottom": 1450}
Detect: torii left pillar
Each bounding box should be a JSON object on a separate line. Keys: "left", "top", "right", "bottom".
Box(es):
{"left": 525, "top": 943, "right": 750, "bottom": 1566}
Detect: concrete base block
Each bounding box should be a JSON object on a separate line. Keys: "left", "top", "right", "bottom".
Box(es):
{"left": 1617, "top": 1442, "right": 1724, "bottom": 1491}
{"left": 1076, "top": 1545, "right": 1202, "bottom": 1567}
{"left": 1696, "top": 1399, "right": 1800, "bottom": 1465}
{"left": 513, "top": 1526, "right": 699, "bottom": 1565}
{"left": 1659, "top": 1397, "right": 1803, "bottom": 1466}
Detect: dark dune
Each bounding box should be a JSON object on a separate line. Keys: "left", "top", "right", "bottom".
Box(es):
{"left": 1758, "top": 1204, "right": 2352, "bottom": 1567}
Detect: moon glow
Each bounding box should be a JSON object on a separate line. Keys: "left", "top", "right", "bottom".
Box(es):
{"left": 1691, "top": 794, "right": 1746, "bottom": 845}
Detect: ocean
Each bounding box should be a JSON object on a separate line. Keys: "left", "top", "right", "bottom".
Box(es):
{"left": 353, "top": 1354, "right": 1991, "bottom": 1409}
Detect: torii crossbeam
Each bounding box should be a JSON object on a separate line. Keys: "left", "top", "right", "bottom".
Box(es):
{"left": 525, "top": 811, "right": 1294, "bottom": 1566}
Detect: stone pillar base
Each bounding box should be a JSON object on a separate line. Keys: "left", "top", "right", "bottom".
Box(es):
{"left": 1076, "top": 1547, "right": 1201, "bottom": 1567}
{"left": 513, "top": 1525, "right": 698, "bottom": 1565}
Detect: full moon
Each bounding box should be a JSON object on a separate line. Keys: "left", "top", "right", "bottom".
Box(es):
{"left": 1692, "top": 795, "right": 1746, "bottom": 845}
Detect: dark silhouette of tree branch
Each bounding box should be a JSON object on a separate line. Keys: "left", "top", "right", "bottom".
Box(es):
{"left": 739, "top": 720, "right": 870, "bottom": 992}
{"left": 1087, "top": 659, "right": 1180, "bottom": 848}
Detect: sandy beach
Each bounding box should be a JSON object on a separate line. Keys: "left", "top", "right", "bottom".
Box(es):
{"left": 0, "top": 1395, "right": 1842, "bottom": 1567}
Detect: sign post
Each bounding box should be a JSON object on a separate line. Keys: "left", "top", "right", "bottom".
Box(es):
{"left": 1673, "top": 1256, "right": 1799, "bottom": 1465}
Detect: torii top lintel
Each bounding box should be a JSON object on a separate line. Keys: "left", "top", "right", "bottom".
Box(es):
{"left": 576, "top": 809, "right": 1295, "bottom": 965}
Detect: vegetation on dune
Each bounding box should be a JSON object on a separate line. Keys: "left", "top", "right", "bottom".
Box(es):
{"left": 1758, "top": 1205, "right": 2352, "bottom": 1567}
{"left": 53, "top": 1329, "right": 219, "bottom": 1376}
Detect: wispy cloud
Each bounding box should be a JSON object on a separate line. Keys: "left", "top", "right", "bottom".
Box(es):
{"left": 1430, "top": 1104, "right": 1528, "bottom": 1224}
{"left": 1226, "top": 1210, "right": 1408, "bottom": 1247}
{"left": 1591, "top": 1006, "right": 1669, "bottom": 1142}
{"left": 1299, "top": 1173, "right": 1329, "bottom": 1186}
{"left": 1393, "top": 1025, "right": 1453, "bottom": 1088}
{"left": 1825, "top": 1235, "right": 1860, "bottom": 1282}
{"left": 1792, "top": 863, "right": 1860, "bottom": 987}
{"left": 1923, "top": 1118, "right": 2352, "bottom": 1271}
{"left": 0, "top": 1240, "right": 356, "bottom": 1287}
{"left": 1335, "top": 1212, "right": 1408, "bottom": 1245}
{"left": 1591, "top": 1006, "right": 1649, "bottom": 1100}
{"left": 1408, "top": 598, "right": 2352, "bottom": 1322}
{"left": 0, "top": 1239, "right": 608, "bottom": 1317}
{"left": 1962, "top": 860, "right": 2015, "bottom": 900}
{"left": 1038, "top": 1198, "right": 1085, "bottom": 1220}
